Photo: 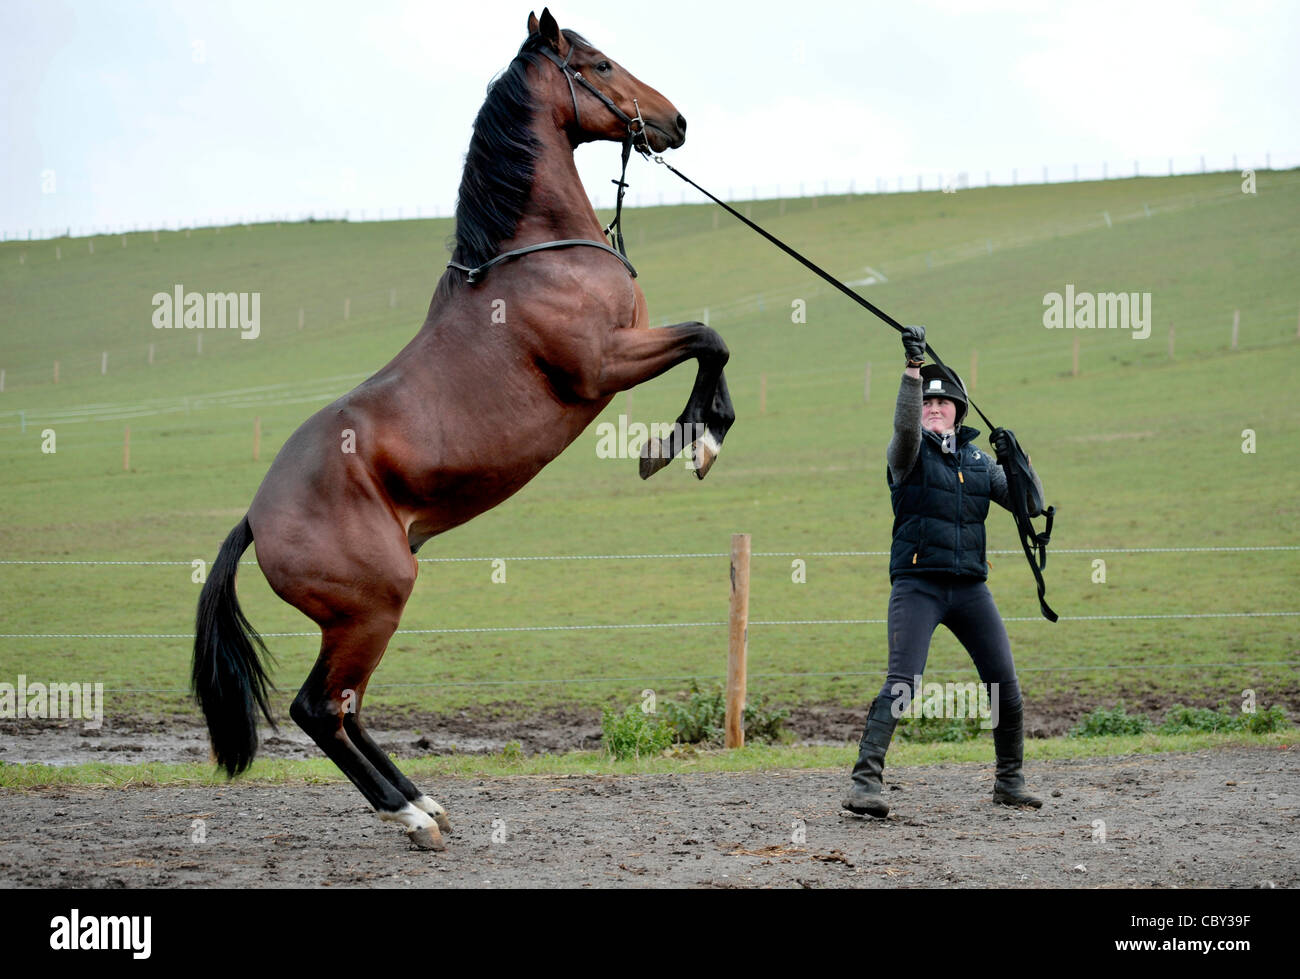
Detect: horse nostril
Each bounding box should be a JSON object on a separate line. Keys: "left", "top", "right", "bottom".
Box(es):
{"left": 676, "top": 114, "right": 687, "bottom": 134}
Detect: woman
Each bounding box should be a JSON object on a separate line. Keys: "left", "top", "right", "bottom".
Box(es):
{"left": 843, "top": 324, "right": 1044, "bottom": 817}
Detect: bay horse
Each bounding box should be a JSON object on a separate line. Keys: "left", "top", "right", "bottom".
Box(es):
{"left": 192, "top": 8, "right": 734, "bottom": 851}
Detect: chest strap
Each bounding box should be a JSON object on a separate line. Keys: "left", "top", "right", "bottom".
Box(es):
{"left": 447, "top": 238, "right": 637, "bottom": 284}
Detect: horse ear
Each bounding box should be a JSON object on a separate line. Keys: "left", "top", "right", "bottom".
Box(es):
{"left": 527, "top": 11, "right": 540, "bottom": 36}
{"left": 538, "top": 8, "right": 569, "bottom": 57}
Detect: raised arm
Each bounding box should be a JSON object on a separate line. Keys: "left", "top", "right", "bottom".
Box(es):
{"left": 887, "top": 373, "right": 924, "bottom": 483}
{"left": 886, "top": 325, "right": 928, "bottom": 483}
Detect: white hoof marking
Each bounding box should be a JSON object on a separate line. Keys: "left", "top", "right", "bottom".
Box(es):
{"left": 378, "top": 802, "right": 435, "bottom": 832}
{"left": 413, "top": 795, "right": 447, "bottom": 817}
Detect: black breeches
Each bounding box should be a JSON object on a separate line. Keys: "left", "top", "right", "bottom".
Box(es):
{"left": 877, "top": 574, "right": 1023, "bottom": 712}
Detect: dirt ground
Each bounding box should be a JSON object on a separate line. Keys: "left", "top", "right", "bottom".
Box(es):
{"left": 1, "top": 746, "right": 1294, "bottom": 888}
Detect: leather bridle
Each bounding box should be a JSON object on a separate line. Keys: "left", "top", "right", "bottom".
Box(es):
{"left": 536, "top": 43, "right": 650, "bottom": 152}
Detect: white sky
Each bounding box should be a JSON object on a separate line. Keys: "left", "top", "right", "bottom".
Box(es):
{"left": 3, "top": 0, "right": 1297, "bottom": 237}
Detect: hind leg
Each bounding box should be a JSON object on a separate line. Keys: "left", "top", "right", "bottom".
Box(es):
{"left": 290, "top": 614, "right": 446, "bottom": 851}
{"left": 344, "top": 707, "right": 453, "bottom": 835}
{"left": 268, "top": 524, "right": 449, "bottom": 851}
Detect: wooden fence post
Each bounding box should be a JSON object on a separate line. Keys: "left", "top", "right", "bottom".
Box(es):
{"left": 726, "top": 533, "right": 751, "bottom": 749}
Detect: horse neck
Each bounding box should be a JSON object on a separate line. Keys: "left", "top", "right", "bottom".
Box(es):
{"left": 511, "top": 117, "right": 605, "bottom": 245}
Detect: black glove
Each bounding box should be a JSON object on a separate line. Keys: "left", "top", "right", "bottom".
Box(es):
{"left": 901, "top": 325, "right": 926, "bottom": 366}
{"left": 989, "top": 427, "right": 1013, "bottom": 459}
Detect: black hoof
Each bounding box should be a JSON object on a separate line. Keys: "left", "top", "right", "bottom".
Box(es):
{"left": 639, "top": 436, "right": 676, "bottom": 479}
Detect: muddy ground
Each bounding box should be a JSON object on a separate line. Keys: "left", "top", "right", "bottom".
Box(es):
{"left": 1, "top": 746, "right": 1295, "bottom": 888}
{"left": 3, "top": 688, "right": 1292, "bottom": 766}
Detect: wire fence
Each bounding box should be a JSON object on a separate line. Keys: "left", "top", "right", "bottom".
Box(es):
{"left": 1, "top": 546, "right": 1296, "bottom": 634}
{"left": 1, "top": 542, "right": 1295, "bottom": 696}
{"left": 2, "top": 544, "right": 1298, "bottom": 567}
{"left": 3, "top": 611, "right": 1299, "bottom": 642}
{"left": 4, "top": 288, "right": 1297, "bottom": 439}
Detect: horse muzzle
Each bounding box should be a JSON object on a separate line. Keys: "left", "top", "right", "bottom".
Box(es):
{"left": 644, "top": 115, "right": 686, "bottom": 152}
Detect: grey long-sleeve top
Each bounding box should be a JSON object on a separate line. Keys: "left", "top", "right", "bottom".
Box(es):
{"left": 886, "top": 373, "right": 1043, "bottom": 512}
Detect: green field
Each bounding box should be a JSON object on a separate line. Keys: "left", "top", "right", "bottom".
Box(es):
{"left": 2, "top": 169, "right": 1298, "bottom": 726}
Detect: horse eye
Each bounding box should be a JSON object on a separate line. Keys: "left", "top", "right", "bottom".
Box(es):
{"left": 596, "top": 61, "right": 611, "bottom": 72}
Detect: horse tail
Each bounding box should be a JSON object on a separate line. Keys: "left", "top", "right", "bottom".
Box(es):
{"left": 192, "top": 515, "right": 276, "bottom": 777}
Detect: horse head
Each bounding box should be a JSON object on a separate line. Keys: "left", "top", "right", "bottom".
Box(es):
{"left": 526, "top": 8, "right": 686, "bottom": 153}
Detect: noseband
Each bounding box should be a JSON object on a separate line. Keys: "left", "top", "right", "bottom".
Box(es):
{"left": 446, "top": 42, "right": 650, "bottom": 285}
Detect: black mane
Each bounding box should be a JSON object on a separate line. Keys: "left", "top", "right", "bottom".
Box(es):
{"left": 450, "top": 30, "right": 593, "bottom": 272}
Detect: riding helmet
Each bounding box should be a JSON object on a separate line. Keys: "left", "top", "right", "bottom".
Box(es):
{"left": 919, "top": 363, "right": 968, "bottom": 425}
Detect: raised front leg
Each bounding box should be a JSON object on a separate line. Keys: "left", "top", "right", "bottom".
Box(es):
{"left": 581, "top": 320, "right": 734, "bottom": 480}
{"left": 685, "top": 368, "right": 734, "bottom": 479}
{"left": 641, "top": 362, "right": 734, "bottom": 480}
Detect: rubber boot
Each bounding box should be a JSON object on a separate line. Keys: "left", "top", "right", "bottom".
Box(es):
{"left": 992, "top": 702, "right": 1043, "bottom": 808}
{"left": 842, "top": 697, "right": 899, "bottom": 817}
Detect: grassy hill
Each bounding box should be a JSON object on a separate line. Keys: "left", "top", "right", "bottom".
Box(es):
{"left": 1, "top": 169, "right": 1297, "bottom": 722}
